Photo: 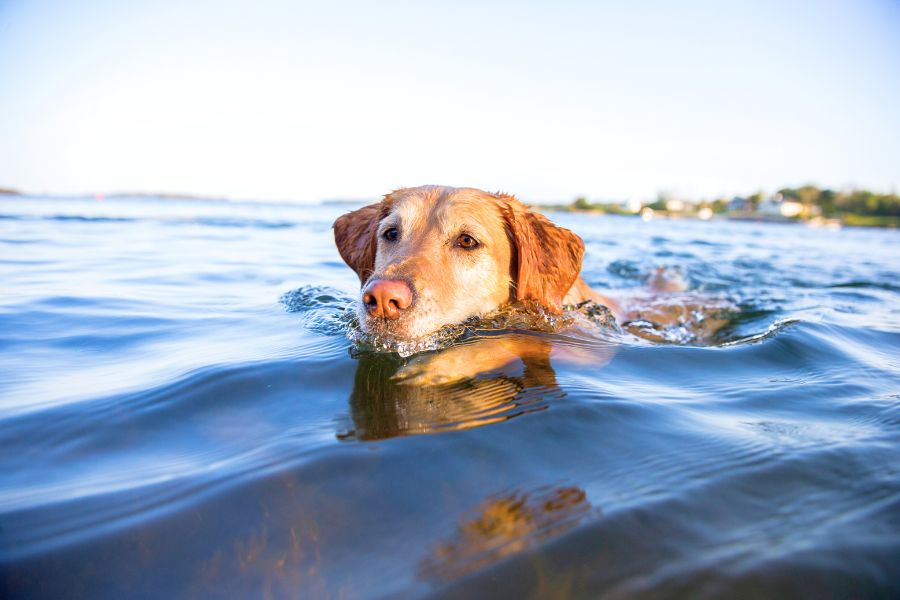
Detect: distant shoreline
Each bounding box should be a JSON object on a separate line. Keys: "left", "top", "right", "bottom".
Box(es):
{"left": 0, "top": 189, "right": 377, "bottom": 206}
{"left": 538, "top": 184, "right": 900, "bottom": 229}
{"left": 536, "top": 206, "right": 896, "bottom": 229}
{"left": 0, "top": 189, "right": 228, "bottom": 201}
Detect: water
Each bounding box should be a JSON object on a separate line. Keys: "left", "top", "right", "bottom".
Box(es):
{"left": 1, "top": 195, "right": 899, "bottom": 599}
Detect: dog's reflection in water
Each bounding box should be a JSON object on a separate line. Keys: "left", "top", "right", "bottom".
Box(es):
{"left": 419, "top": 485, "right": 596, "bottom": 583}
{"left": 186, "top": 336, "right": 604, "bottom": 596}
{"left": 340, "top": 336, "right": 605, "bottom": 581}
{"left": 340, "top": 334, "right": 580, "bottom": 441}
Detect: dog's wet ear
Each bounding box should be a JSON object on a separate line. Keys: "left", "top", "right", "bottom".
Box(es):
{"left": 499, "top": 195, "right": 585, "bottom": 313}
{"left": 333, "top": 202, "right": 386, "bottom": 283}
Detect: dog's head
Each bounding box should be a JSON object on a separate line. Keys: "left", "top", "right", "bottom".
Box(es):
{"left": 333, "top": 185, "right": 584, "bottom": 341}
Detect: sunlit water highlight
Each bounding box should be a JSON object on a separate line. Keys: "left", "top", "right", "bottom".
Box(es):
{"left": 1, "top": 195, "right": 898, "bottom": 598}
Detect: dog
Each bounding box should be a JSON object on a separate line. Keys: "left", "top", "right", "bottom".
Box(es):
{"left": 331, "top": 185, "right": 632, "bottom": 383}
{"left": 333, "top": 185, "right": 727, "bottom": 384}
{"left": 333, "top": 185, "right": 623, "bottom": 340}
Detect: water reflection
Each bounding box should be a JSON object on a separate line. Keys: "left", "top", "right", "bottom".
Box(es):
{"left": 340, "top": 335, "right": 568, "bottom": 441}
{"left": 420, "top": 485, "right": 596, "bottom": 583}
{"left": 188, "top": 471, "right": 334, "bottom": 599}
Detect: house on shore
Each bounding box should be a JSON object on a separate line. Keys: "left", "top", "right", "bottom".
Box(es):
{"left": 727, "top": 193, "right": 809, "bottom": 220}
{"left": 758, "top": 193, "right": 803, "bottom": 218}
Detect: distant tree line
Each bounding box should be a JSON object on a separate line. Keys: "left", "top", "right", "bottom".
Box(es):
{"left": 777, "top": 185, "right": 900, "bottom": 218}
{"left": 542, "top": 184, "right": 900, "bottom": 227}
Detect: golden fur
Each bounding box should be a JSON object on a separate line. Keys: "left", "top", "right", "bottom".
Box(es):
{"left": 334, "top": 185, "right": 621, "bottom": 341}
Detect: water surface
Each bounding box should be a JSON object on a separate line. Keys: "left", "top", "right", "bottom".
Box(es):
{"left": 1, "top": 195, "right": 898, "bottom": 598}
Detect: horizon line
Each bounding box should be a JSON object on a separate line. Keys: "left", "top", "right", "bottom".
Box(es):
{"left": 2, "top": 181, "right": 898, "bottom": 204}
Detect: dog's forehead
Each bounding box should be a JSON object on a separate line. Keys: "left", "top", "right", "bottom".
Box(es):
{"left": 390, "top": 187, "right": 502, "bottom": 232}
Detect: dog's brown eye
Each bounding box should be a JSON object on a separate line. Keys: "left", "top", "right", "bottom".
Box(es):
{"left": 456, "top": 233, "right": 479, "bottom": 249}
{"left": 383, "top": 227, "right": 399, "bottom": 242}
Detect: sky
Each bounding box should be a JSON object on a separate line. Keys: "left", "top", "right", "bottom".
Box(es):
{"left": 0, "top": 0, "right": 898, "bottom": 203}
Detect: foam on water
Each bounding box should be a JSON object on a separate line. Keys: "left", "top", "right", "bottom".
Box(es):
{"left": 279, "top": 285, "right": 356, "bottom": 336}
{"left": 282, "top": 280, "right": 735, "bottom": 357}
{"left": 347, "top": 297, "right": 621, "bottom": 358}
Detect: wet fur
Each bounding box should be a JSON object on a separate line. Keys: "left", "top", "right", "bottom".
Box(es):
{"left": 334, "top": 185, "right": 620, "bottom": 341}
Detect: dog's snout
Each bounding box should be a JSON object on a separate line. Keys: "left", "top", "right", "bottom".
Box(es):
{"left": 362, "top": 279, "right": 413, "bottom": 320}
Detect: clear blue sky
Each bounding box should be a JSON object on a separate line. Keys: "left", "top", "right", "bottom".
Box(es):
{"left": 1, "top": 0, "right": 898, "bottom": 202}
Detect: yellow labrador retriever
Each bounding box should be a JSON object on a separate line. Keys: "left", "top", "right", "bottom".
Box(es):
{"left": 334, "top": 185, "right": 723, "bottom": 383}
{"left": 334, "top": 185, "right": 622, "bottom": 335}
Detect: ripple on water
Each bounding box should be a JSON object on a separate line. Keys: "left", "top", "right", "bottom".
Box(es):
{"left": 0, "top": 344, "right": 356, "bottom": 561}
{"left": 280, "top": 285, "right": 356, "bottom": 336}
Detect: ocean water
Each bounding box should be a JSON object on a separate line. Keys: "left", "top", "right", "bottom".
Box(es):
{"left": 1, "top": 195, "right": 898, "bottom": 599}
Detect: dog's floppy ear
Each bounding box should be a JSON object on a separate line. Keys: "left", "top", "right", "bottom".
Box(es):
{"left": 333, "top": 202, "right": 384, "bottom": 283}
{"left": 499, "top": 195, "right": 585, "bottom": 313}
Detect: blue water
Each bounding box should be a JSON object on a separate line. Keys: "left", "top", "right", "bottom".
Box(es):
{"left": 1, "top": 195, "right": 899, "bottom": 599}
